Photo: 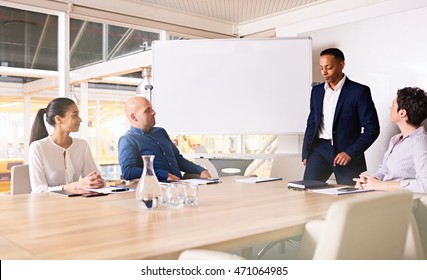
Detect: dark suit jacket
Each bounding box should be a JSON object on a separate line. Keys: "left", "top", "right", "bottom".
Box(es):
{"left": 302, "top": 77, "right": 380, "bottom": 175}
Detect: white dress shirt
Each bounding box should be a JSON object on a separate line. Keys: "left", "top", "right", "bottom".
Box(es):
{"left": 318, "top": 75, "right": 347, "bottom": 140}
{"left": 29, "top": 136, "right": 99, "bottom": 193}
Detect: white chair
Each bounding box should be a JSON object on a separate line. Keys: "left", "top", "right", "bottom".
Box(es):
{"left": 269, "top": 155, "right": 305, "bottom": 181}
{"left": 270, "top": 155, "right": 337, "bottom": 183}
{"left": 270, "top": 155, "right": 337, "bottom": 184}
{"left": 208, "top": 158, "right": 254, "bottom": 177}
{"left": 178, "top": 249, "right": 245, "bottom": 260}
{"left": 194, "top": 146, "right": 219, "bottom": 178}
{"left": 297, "top": 190, "right": 413, "bottom": 260}
{"left": 414, "top": 197, "right": 427, "bottom": 258}
{"left": 10, "top": 164, "right": 31, "bottom": 195}
{"left": 404, "top": 197, "right": 427, "bottom": 259}
{"left": 252, "top": 155, "right": 306, "bottom": 259}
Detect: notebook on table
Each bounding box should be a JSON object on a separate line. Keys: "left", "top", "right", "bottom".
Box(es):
{"left": 287, "top": 180, "right": 329, "bottom": 190}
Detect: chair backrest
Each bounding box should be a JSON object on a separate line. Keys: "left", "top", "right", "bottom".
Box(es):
{"left": 270, "top": 155, "right": 305, "bottom": 181}
{"left": 10, "top": 164, "right": 31, "bottom": 195}
{"left": 404, "top": 212, "right": 425, "bottom": 259}
{"left": 413, "top": 197, "right": 427, "bottom": 257}
{"left": 194, "top": 146, "right": 219, "bottom": 178}
{"left": 313, "top": 191, "right": 413, "bottom": 260}
{"left": 178, "top": 249, "right": 245, "bottom": 260}
{"left": 208, "top": 158, "right": 254, "bottom": 177}
{"left": 7, "top": 161, "right": 23, "bottom": 170}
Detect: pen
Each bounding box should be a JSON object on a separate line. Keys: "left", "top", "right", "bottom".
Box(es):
{"left": 200, "top": 178, "right": 219, "bottom": 181}
{"left": 206, "top": 180, "right": 221, "bottom": 184}
{"left": 111, "top": 188, "right": 130, "bottom": 192}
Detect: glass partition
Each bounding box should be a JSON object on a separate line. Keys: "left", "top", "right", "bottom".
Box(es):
{"left": 0, "top": 5, "right": 160, "bottom": 75}
{"left": 70, "top": 19, "right": 159, "bottom": 69}
{"left": 0, "top": 6, "right": 58, "bottom": 72}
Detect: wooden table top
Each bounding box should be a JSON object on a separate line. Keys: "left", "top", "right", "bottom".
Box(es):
{"left": 0, "top": 177, "right": 390, "bottom": 260}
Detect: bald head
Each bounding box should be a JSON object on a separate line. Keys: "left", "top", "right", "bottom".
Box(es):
{"left": 125, "top": 96, "right": 149, "bottom": 117}
{"left": 125, "top": 96, "right": 156, "bottom": 131}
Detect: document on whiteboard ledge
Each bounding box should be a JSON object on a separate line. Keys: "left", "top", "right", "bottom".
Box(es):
{"left": 235, "top": 177, "right": 283, "bottom": 184}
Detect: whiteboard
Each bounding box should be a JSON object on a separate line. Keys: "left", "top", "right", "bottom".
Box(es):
{"left": 152, "top": 37, "right": 312, "bottom": 134}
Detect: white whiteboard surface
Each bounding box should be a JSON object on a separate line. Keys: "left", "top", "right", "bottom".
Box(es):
{"left": 152, "top": 37, "right": 312, "bottom": 135}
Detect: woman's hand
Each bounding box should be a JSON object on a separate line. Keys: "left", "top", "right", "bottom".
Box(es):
{"left": 353, "top": 174, "right": 377, "bottom": 189}
{"left": 353, "top": 174, "right": 400, "bottom": 190}
{"left": 79, "top": 172, "right": 105, "bottom": 189}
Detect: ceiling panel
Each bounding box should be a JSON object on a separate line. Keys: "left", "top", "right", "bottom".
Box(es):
{"left": 133, "top": 0, "right": 326, "bottom": 23}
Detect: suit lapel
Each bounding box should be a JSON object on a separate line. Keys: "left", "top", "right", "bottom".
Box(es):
{"left": 333, "top": 78, "right": 351, "bottom": 126}
{"left": 316, "top": 85, "right": 326, "bottom": 125}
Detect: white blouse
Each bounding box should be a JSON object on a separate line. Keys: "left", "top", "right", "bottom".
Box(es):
{"left": 374, "top": 126, "right": 427, "bottom": 193}
{"left": 29, "top": 136, "right": 99, "bottom": 193}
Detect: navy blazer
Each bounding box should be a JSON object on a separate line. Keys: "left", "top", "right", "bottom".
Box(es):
{"left": 302, "top": 77, "right": 380, "bottom": 175}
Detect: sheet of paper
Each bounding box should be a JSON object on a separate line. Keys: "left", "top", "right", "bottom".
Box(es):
{"left": 235, "top": 177, "right": 282, "bottom": 184}
{"left": 181, "top": 179, "right": 221, "bottom": 185}
{"left": 84, "top": 186, "right": 135, "bottom": 194}
{"left": 309, "top": 187, "right": 375, "bottom": 195}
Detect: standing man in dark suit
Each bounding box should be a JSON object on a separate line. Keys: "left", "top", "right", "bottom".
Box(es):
{"left": 302, "top": 48, "right": 380, "bottom": 185}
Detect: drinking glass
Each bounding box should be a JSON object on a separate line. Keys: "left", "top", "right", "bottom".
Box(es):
{"left": 160, "top": 184, "right": 169, "bottom": 208}
{"left": 167, "top": 182, "right": 184, "bottom": 208}
{"left": 184, "top": 182, "right": 198, "bottom": 206}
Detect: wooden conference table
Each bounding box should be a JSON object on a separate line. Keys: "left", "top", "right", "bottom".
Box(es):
{"left": 0, "top": 177, "right": 392, "bottom": 260}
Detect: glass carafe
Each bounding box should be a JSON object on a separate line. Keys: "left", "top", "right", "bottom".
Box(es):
{"left": 136, "top": 155, "right": 161, "bottom": 209}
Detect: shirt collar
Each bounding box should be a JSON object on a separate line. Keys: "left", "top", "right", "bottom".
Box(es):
{"left": 407, "top": 126, "right": 425, "bottom": 137}
{"left": 130, "top": 126, "right": 153, "bottom": 135}
{"left": 393, "top": 126, "right": 425, "bottom": 144}
{"left": 324, "top": 74, "right": 346, "bottom": 91}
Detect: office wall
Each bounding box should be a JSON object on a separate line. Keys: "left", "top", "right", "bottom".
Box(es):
{"left": 278, "top": 6, "right": 427, "bottom": 174}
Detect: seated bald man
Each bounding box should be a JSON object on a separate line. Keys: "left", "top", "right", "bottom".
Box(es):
{"left": 118, "top": 96, "right": 211, "bottom": 181}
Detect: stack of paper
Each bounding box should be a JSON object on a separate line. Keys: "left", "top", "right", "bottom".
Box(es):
{"left": 85, "top": 186, "right": 135, "bottom": 194}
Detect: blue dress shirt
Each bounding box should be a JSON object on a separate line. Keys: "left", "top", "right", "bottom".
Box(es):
{"left": 118, "top": 126, "right": 205, "bottom": 181}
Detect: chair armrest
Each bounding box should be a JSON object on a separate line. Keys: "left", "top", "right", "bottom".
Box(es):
{"left": 183, "top": 173, "right": 201, "bottom": 179}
